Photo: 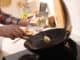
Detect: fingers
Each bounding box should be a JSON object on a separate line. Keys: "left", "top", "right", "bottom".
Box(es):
{"left": 18, "top": 20, "right": 27, "bottom": 26}
{"left": 10, "top": 25, "right": 27, "bottom": 39}
{"left": 0, "top": 25, "right": 28, "bottom": 39}
{"left": 15, "top": 27, "right": 27, "bottom": 38}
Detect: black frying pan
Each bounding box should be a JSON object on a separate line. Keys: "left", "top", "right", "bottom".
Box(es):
{"left": 24, "top": 28, "right": 67, "bottom": 50}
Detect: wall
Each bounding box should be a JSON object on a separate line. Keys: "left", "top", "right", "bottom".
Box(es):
{"left": 1, "top": 0, "right": 23, "bottom": 18}
{"left": 63, "top": 0, "right": 80, "bottom": 36}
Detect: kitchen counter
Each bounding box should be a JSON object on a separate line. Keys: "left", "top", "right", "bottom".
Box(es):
{"left": 0, "top": 37, "right": 32, "bottom": 60}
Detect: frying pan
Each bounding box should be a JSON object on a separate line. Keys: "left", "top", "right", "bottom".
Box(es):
{"left": 24, "top": 0, "right": 72, "bottom": 50}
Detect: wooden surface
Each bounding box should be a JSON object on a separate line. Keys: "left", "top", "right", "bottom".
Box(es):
{"left": 54, "top": 0, "right": 65, "bottom": 28}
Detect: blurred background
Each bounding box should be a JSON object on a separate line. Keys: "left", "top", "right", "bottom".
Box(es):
{"left": 0, "top": 0, "right": 80, "bottom": 60}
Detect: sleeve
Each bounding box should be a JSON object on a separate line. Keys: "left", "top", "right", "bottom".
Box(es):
{"left": 0, "top": 13, "right": 20, "bottom": 25}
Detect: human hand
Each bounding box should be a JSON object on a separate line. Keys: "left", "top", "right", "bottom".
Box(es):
{"left": 0, "top": 25, "right": 27, "bottom": 39}
{"left": 18, "top": 20, "right": 27, "bottom": 26}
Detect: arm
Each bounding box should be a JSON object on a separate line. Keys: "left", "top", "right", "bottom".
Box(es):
{"left": 0, "top": 9, "right": 27, "bottom": 26}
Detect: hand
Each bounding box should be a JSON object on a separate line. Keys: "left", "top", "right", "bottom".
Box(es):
{"left": 18, "top": 20, "right": 27, "bottom": 26}
{"left": 0, "top": 25, "right": 27, "bottom": 39}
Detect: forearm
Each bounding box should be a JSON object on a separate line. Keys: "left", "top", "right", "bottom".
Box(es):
{"left": 0, "top": 16, "right": 20, "bottom": 25}
{"left": 0, "top": 11, "right": 21, "bottom": 25}
{"left": 0, "top": 27, "right": 5, "bottom": 37}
